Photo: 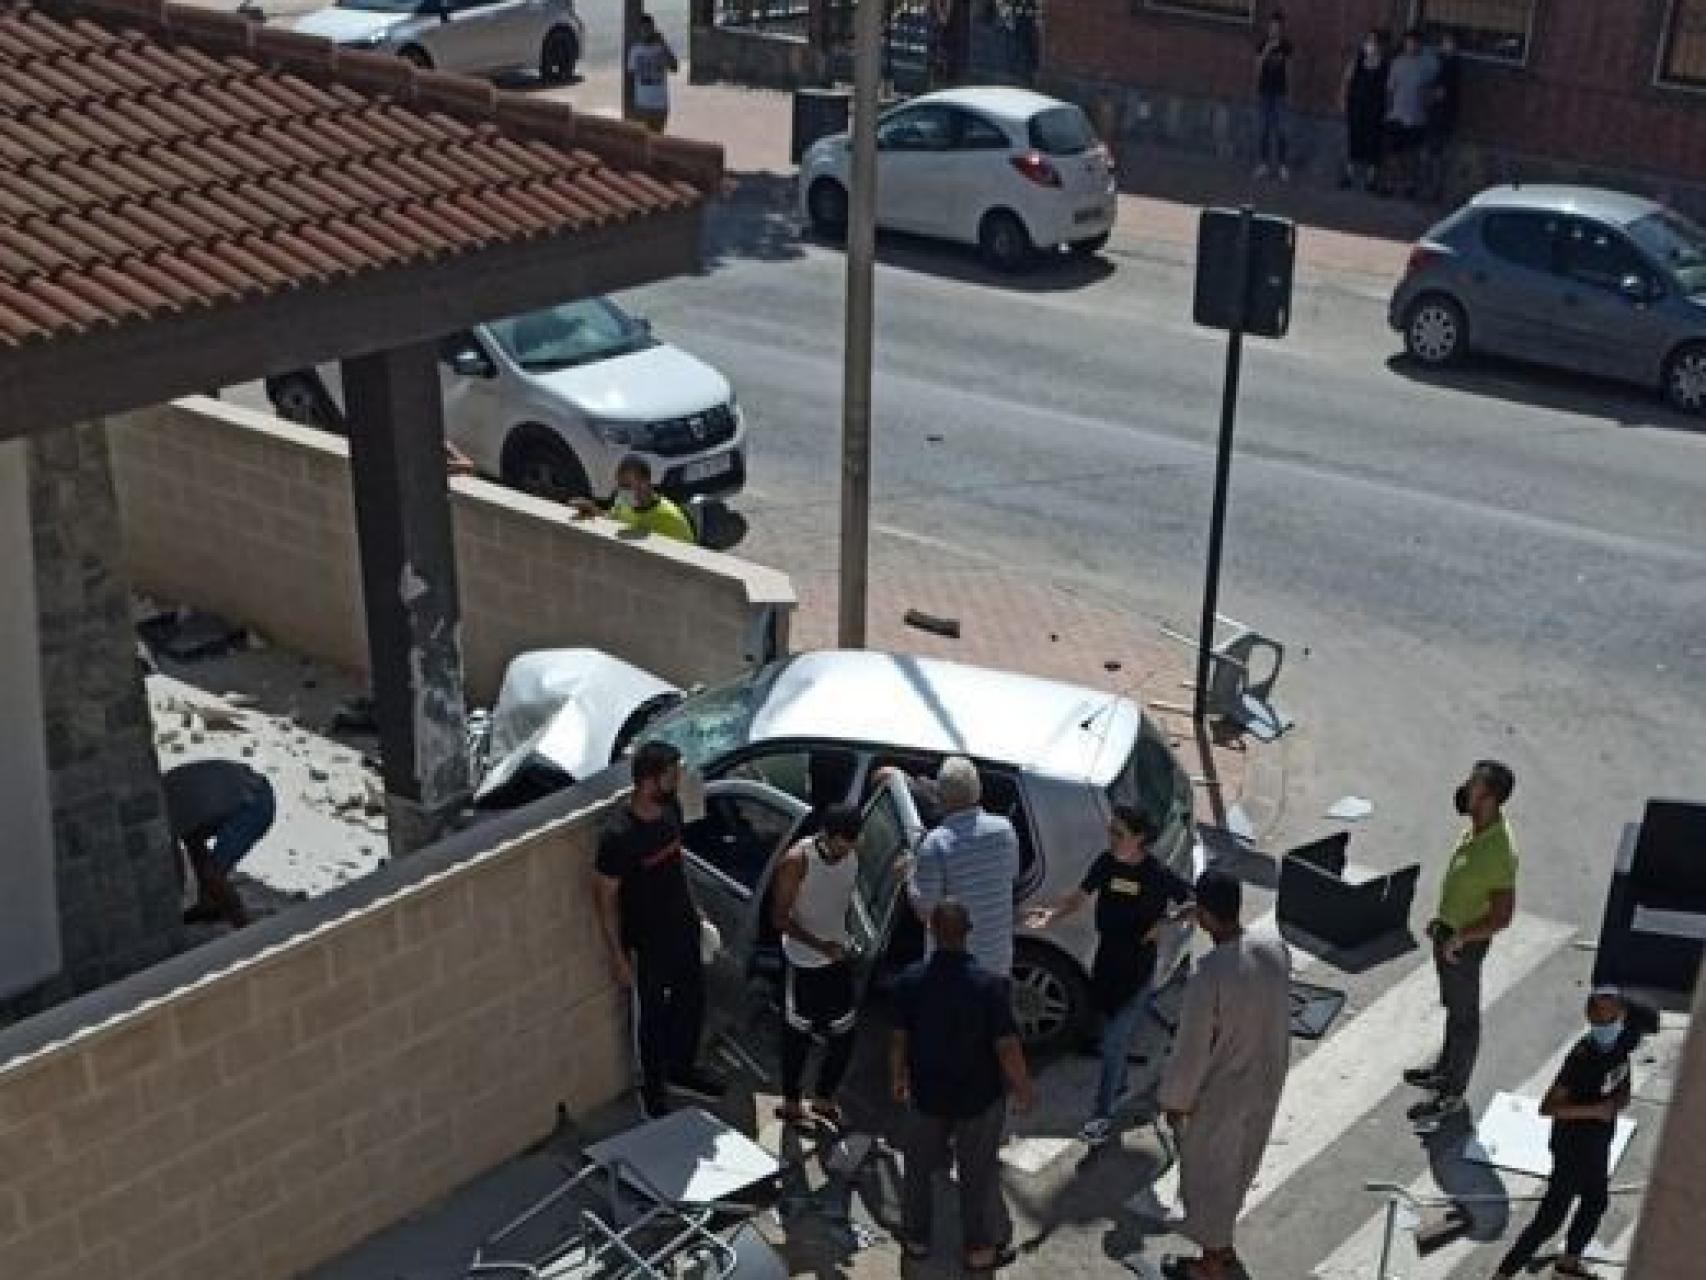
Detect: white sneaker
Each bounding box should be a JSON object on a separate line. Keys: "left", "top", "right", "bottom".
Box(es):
{"left": 1079, "top": 1116, "right": 1115, "bottom": 1147}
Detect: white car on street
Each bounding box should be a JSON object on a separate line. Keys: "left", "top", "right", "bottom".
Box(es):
{"left": 799, "top": 86, "right": 1118, "bottom": 271}
{"left": 267, "top": 296, "right": 747, "bottom": 502}
{"left": 293, "top": 0, "right": 583, "bottom": 82}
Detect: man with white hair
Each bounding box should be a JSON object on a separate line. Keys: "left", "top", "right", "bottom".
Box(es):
{"left": 909, "top": 756, "right": 1021, "bottom": 980}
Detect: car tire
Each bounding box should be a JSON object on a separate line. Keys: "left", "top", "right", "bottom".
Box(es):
{"left": 806, "top": 178, "right": 848, "bottom": 239}
{"left": 1010, "top": 941, "right": 1089, "bottom": 1054}
{"left": 398, "top": 45, "right": 432, "bottom": 70}
{"left": 539, "top": 27, "right": 579, "bottom": 84}
{"left": 268, "top": 373, "right": 341, "bottom": 432}
{"left": 1662, "top": 342, "right": 1706, "bottom": 415}
{"left": 1403, "top": 294, "right": 1468, "bottom": 367}
{"left": 501, "top": 426, "right": 592, "bottom": 502}
{"left": 979, "top": 209, "right": 1033, "bottom": 273}
{"left": 1069, "top": 231, "right": 1111, "bottom": 257}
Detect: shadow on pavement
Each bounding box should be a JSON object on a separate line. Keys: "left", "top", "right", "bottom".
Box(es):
{"left": 702, "top": 172, "right": 811, "bottom": 271}
{"left": 1387, "top": 353, "right": 1706, "bottom": 434}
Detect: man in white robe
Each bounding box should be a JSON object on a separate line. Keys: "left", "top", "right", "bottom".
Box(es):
{"left": 1157, "top": 869, "right": 1292, "bottom": 1279}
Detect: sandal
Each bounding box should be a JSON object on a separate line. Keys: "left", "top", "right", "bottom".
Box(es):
{"left": 809, "top": 1097, "right": 845, "bottom": 1126}
{"left": 964, "top": 1244, "right": 1018, "bottom": 1272}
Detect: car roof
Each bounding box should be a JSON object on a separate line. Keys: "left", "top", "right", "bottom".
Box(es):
{"left": 746, "top": 650, "right": 1140, "bottom": 783}
{"left": 1467, "top": 184, "right": 1665, "bottom": 226}
{"left": 909, "top": 85, "right": 1075, "bottom": 124}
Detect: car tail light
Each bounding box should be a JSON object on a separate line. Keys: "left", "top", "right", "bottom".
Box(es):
{"left": 1405, "top": 244, "right": 1447, "bottom": 280}
{"left": 1010, "top": 151, "right": 1062, "bottom": 188}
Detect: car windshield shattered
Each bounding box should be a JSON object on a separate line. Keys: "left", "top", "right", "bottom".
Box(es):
{"left": 640, "top": 663, "right": 785, "bottom": 775}
{"left": 488, "top": 298, "right": 656, "bottom": 372}
{"left": 1629, "top": 211, "right": 1706, "bottom": 295}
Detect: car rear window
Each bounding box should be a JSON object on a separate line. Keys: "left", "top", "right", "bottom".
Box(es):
{"left": 1028, "top": 106, "right": 1096, "bottom": 156}
{"left": 1480, "top": 211, "right": 1559, "bottom": 274}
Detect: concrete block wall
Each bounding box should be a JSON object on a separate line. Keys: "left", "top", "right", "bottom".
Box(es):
{"left": 106, "top": 398, "right": 795, "bottom": 703}
{"left": 0, "top": 802, "right": 627, "bottom": 1280}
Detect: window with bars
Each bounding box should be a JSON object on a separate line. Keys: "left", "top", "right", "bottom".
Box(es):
{"left": 1415, "top": 0, "right": 1535, "bottom": 64}
{"left": 1146, "top": 0, "right": 1254, "bottom": 23}
{"left": 1661, "top": 0, "right": 1706, "bottom": 87}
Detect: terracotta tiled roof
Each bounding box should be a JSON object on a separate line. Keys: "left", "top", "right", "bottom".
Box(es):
{"left": 0, "top": 0, "right": 722, "bottom": 349}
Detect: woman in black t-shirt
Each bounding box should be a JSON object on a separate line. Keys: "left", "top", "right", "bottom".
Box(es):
{"left": 1495, "top": 987, "right": 1653, "bottom": 1279}
{"left": 1027, "top": 805, "right": 1192, "bottom": 1146}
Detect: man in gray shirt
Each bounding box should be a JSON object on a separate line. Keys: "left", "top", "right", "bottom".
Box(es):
{"left": 1385, "top": 29, "right": 1439, "bottom": 197}
{"left": 909, "top": 757, "right": 1021, "bottom": 981}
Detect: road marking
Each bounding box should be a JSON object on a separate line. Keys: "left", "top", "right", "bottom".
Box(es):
{"left": 1242, "top": 913, "right": 1576, "bottom": 1219}
{"left": 1310, "top": 1033, "right": 1578, "bottom": 1279}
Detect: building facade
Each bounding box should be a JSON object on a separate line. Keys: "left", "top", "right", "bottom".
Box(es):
{"left": 1042, "top": 1, "right": 1706, "bottom": 214}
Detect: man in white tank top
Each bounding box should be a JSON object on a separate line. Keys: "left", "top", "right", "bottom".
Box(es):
{"left": 772, "top": 803, "right": 864, "bottom": 1125}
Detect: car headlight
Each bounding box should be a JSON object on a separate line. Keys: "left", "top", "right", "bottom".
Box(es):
{"left": 590, "top": 420, "right": 649, "bottom": 447}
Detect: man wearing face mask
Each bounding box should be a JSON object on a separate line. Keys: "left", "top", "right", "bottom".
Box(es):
{"left": 571, "top": 454, "right": 695, "bottom": 543}
{"left": 1406, "top": 759, "right": 1519, "bottom": 1131}
{"left": 595, "top": 740, "right": 725, "bottom": 1116}
{"left": 1493, "top": 987, "right": 1652, "bottom": 1279}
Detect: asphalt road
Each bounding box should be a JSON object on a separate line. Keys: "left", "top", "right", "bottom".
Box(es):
{"left": 609, "top": 201, "right": 1706, "bottom": 1274}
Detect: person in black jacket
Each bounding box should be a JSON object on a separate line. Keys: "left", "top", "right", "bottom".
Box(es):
{"left": 1493, "top": 987, "right": 1656, "bottom": 1279}
{"left": 1341, "top": 29, "right": 1389, "bottom": 192}
{"left": 1424, "top": 30, "right": 1461, "bottom": 202}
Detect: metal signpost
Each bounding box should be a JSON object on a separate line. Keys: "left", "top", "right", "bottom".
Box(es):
{"left": 1190, "top": 206, "right": 1295, "bottom": 722}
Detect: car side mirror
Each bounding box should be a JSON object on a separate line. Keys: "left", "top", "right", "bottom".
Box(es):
{"left": 448, "top": 348, "right": 494, "bottom": 378}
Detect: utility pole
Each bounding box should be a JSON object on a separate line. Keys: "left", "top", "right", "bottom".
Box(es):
{"left": 838, "top": 0, "right": 883, "bottom": 649}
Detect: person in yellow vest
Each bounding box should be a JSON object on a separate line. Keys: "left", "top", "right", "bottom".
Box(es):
{"left": 572, "top": 454, "right": 695, "bottom": 543}
{"left": 1406, "top": 758, "right": 1519, "bottom": 1132}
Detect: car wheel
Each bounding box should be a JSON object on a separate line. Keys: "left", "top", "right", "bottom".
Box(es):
{"left": 1010, "top": 941, "right": 1088, "bottom": 1054}
{"left": 1404, "top": 294, "right": 1468, "bottom": 366}
{"left": 1662, "top": 342, "right": 1706, "bottom": 415}
{"left": 269, "top": 374, "right": 339, "bottom": 432}
{"left": 1069, "top": 231, "right": 1111, "bottom": 257}
{"left": 979, "top": 210, "right": 1033, "bottom": 273}
{"left": 501, "top": 427, "right": 592, "bottom": 502}
{"left": 807, "top": 178, "right": 848, "bottom": 239}
{"left": 539, "top": 27, "right": 579, "bottom": 84}
{"left": 398, "top": 45, "right": 432, "bottom": 70}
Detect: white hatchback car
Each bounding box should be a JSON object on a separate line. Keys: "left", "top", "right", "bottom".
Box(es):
{"left": 293, "top": 0, "right": 583, "bottom": 82}
{"left": 799, "top": 86, "right": 1117, "bottom": 271}
{"left": 267, "top": 296, "right": 747, "bottom": 502}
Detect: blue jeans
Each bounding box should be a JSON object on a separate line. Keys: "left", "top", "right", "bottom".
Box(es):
{"left": 1258, "top": 94, "right": 1288, "bottom": 168}
{"left": 209, "top": 781, "right": 276, "bottom": 873}
{"left": 1095, "top": 991, "right": 1149, "bottom": 1119}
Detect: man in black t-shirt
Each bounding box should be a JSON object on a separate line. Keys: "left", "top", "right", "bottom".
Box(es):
{"left": 594, "top": 741, "right": 724, "bottom": 1116}
{"left": 1027, "top": 805, "right": 1192, "bottom": 1145}
{"left": 1254, "top": 11, "right": 1294, "bottom": 181}
{"left": 1495, "top": 987, "right": 1651, "bottom": 1279}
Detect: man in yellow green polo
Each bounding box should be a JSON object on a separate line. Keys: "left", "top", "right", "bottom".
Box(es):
{"left": 1405, "top": 759, "right": 1519, "bottom": 1132}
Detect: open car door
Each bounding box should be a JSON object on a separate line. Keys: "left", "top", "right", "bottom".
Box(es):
{"left": 846, "top": 770, "right": 926, "bottom": 1001}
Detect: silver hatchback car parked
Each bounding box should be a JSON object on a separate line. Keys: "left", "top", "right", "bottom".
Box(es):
{"left": 1389, "top": 185, "right": 1706, "bottom": 413}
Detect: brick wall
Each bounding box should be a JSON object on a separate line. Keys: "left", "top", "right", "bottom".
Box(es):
{"left": 1043, "top": 0, "right": 1706, "bottom": 207}
{"left": 0, "top": 799, "right": 628, "bottom": 1280}
{"left": 105, "top": 398, "right": 795, "bottom": 703}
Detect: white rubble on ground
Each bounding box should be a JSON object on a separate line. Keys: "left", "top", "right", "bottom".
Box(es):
{"left": 148, "top": 674, "right": 388, "bottom": 898}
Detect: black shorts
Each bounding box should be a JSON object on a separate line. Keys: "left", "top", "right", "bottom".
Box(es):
{"left": 784, "top": 960, "right": 856, "bottom": 1036}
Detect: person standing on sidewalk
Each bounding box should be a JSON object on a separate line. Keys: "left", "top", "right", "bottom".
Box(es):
{"left": 1341, "top": 28, "right": 1389, "bottom": 191}
{"left": 1253, "top": 10, "right": 1294, "bottom": 181}
{"left": 772, "top": 803, "right": 864, "bottom": 1127}
{"left": 891, "top": 900, "right": 1035, "bottom": 1272}
{"left": 1383, "top": 28, "right": 1439, "bottom": 198}
{"left": 909, "top": 756, "right": 1021, "bottom": 983}
{"left": 1494, "top": 987, "right": 1653, "bottom": 1280}
{"left": 1157, "top": 870, "right": 1292, "bottom": 1280}
{"left": 1406, "top": 759, "right": 1519, "bottom": 1132}
{"left": 594, "top": 741, "right": 724, "bottom": 1117}
{"left": 1423, "top": 29, "right": 1461, "bottom": 202}
{"left": 1025, "top": 806, "right": 1193, "bottom": 1147}
{"left": 626, "top": 13, "right": 677, "bottom": 134}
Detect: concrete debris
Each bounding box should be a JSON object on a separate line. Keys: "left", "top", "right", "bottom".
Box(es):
{"left": 904, "top": 608, "right": 961, "bottom": 639}
{"left": 1326, "top": 795, "right": 1375, "bottom": 821}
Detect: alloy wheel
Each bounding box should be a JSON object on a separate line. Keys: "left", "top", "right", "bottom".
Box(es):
{"left": 1408, "top": 302, "right": 1462, "bottom": 364}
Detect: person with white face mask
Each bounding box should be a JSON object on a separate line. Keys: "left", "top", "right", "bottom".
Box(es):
{"left": 1493, "top": 987, "right": 1650, "bottom": 1279}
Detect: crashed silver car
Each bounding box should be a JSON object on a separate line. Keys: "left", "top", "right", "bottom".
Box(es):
{"left": 474, "top": 647, "right": 1201, "bottom": 1051}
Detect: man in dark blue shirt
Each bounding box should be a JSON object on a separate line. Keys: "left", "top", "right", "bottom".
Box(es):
{"left": 890, "top": 900, "right": 1034, "bottom": 1272}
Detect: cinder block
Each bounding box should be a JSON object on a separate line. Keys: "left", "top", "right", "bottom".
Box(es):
{"left": 137, "top": 1044, "right": 218, "bottom": 1113}
{"left": 118, "top": 1195, "right": 206, "bottom": 1276}
{"left": 322, "top": 912, "right": 403, "bottom": 982}
{"left": 0, "top": 1052, "right": 92, "bottom": 1128}
{"left": 52, "top": 1080, "right": 143, "bottom": 1157}
{"left": 334, "top": 999, "right": 411, "bottom": 1073}
{"left": 0, "top": 1116, "right": 58, "bottom": 1185}
{"left": 3, "top": 1214, "right": 85, "bottom": 1273}
{"left": 88, "top": 1018, "right": 174, "bottom": 1091}
{"left": 398, "top": 880, "right": 471, "bottom": 947}
{"left": 19, "top": 1152, "right": 108, "bottom": 1227}
{"left": 293, "top": 982, "right": 373, "bottom": 1045}
{"left": 213, "top": 1009, "right": 298, "bottom": 1086}
{"left": 74, "top": 1170, "right": 163, "bottom": 1252}
{"left": 169, "top": 979, "right": 256, "bottom": 1052}
{"left": 245, "top": 944, "right": 332, "bottom": 1011}
{"left": 362, "top": 941, "right": 440, "bottom": 1012}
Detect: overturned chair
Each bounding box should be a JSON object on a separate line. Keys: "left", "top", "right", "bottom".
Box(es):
{"left": 1276, "top": 832, "right": 1420, "bottom": 952}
